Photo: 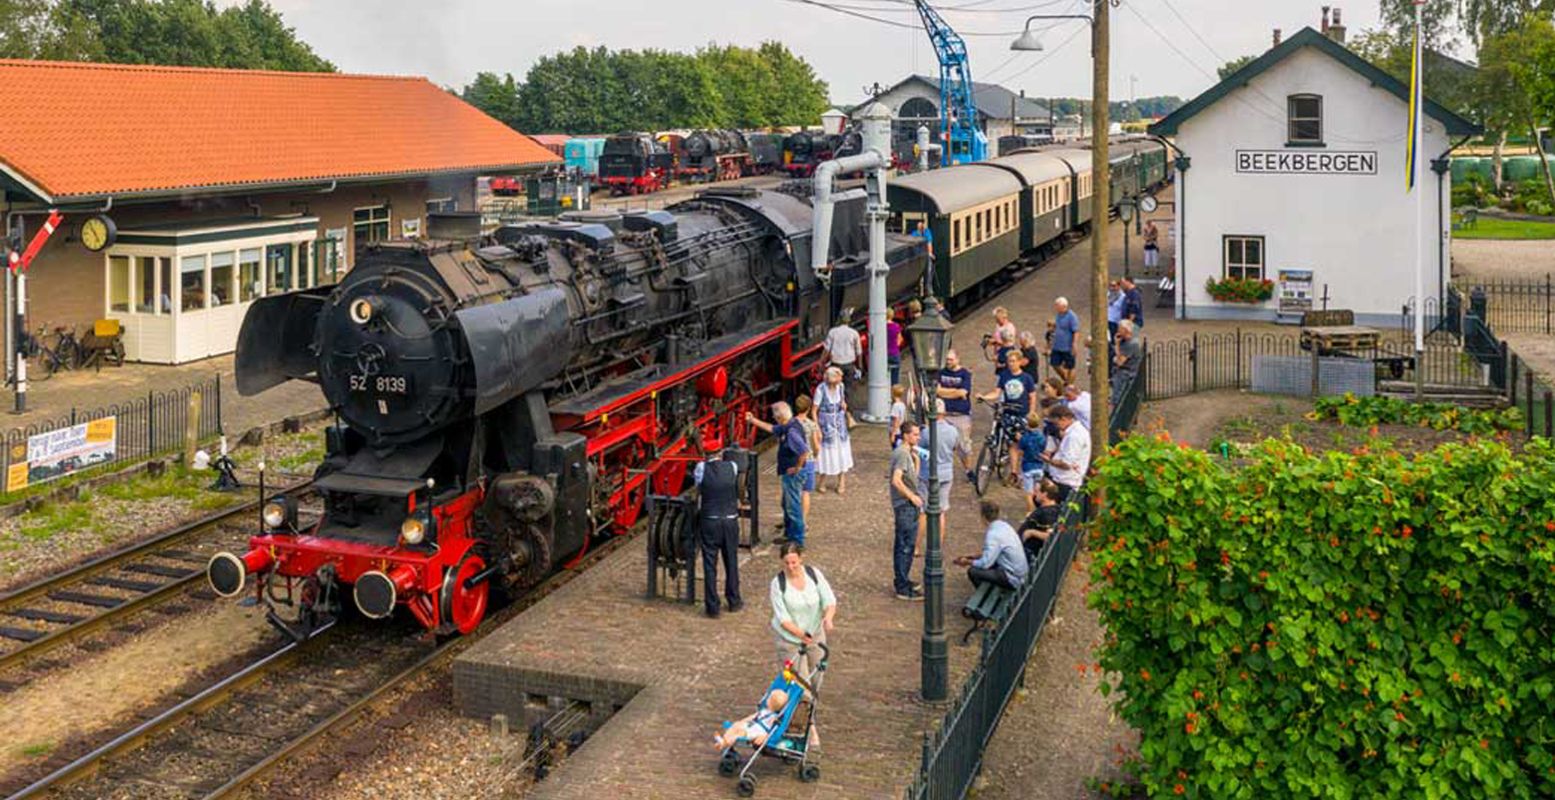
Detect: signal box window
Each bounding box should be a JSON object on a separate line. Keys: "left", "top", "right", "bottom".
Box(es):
{"left": 1223, "top": 235, "right": 1265, "bottom": 281}
{"left": 1287, "top": 94, "right": 1323, "bottom": 145}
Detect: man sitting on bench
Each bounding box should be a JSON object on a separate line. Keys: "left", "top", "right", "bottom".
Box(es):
{"left": 954, "top": 499, "right": 1029, "bottom": 591}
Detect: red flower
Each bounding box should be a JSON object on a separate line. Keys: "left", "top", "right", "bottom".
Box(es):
{"left": 1174, "top": 784, "right": 1186, "bottom": 795}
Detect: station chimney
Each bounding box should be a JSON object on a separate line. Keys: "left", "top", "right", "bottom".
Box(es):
{"left": 1328, "top": 8, "right": 1346, "bottom": 44}
{"left": 1321, "top": 6, "right": 1330, "bottom": 34}
{"left": 1273, "top": 28, "right": 1282, "bottom": 47}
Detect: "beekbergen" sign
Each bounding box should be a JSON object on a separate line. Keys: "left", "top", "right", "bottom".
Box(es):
{"left": 1235, "top": 150, "right": 1378, "bottom": 175}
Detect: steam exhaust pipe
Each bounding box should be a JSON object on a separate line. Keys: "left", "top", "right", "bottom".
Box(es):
{"left": 207, "top": 549, "right": 274, "bottom": 598}
{"left": 354, "top": 564, "right": 417, "bottom": 619}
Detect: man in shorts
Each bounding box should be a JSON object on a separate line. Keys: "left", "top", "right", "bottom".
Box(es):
{"left": 935, "top": 349, "right": 976, "bottom": 482}
{"left": 1050, "top": 297, "right": 1081, "bottom": 385}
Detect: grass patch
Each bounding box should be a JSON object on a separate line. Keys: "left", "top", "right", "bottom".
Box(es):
{"left": 18, "top": 503, "right": 97, "bottom": 542}
{"left": 275, "top": 446, "right": 325, "bottom": 472}
{"left": 1455, "top": 216, "right": 1555, "bottom": 240}
{"left": 17, "top": 741, "right": 54, "bottom": 758}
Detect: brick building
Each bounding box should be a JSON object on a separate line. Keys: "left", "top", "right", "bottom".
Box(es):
{"left": 0, "top": 59, "right": 558, "bottom": 364}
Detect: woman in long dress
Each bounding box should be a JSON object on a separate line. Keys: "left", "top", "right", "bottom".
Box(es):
{"left": 812, "top": 366, "right": 853, "bottom": 494}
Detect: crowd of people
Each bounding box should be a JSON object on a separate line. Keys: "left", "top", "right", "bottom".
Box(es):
{"left": 702, "top": 295, "right": 1129, "bottom": 760}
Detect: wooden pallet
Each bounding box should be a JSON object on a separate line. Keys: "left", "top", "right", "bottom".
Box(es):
{"left": 1300, "top": 325, "right": 1382, "bottom": 353}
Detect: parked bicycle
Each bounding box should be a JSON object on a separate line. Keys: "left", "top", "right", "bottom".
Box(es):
{"left": 971, "top": 397, "right": 1022, "bottom": 496}
{"left": 29, "top": 324, "right": 83, "bottom": 380}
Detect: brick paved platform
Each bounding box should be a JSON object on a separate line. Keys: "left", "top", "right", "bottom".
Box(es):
{"left": 454, "top": 416, "right": 1004, "bottom": 799}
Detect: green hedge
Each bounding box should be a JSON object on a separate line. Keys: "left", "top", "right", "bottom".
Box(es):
{"left": 1310, "top": 394, "right": 1524, "bottom": 434}
{"left": 1091, "top": 435, "right": 1555, "bottom": 798}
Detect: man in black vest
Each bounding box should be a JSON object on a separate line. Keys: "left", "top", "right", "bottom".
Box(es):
{"left": 694, "top": 450, "right": 743, "bottom": 618}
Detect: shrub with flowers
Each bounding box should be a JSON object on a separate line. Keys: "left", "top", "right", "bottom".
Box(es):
{"left": 1091, "top": 434, "right": 1555, "bottom": 798}
{"left": 1310, "top": 393, "right": 1524, "bottom": 434}
{"left": 1204, "top": 276, "right": 1274, "bottom": 303}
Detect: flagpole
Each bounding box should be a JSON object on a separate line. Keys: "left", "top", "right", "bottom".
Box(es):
{"left": 1412, "top": 0, "right": 1425, "bottom": 400}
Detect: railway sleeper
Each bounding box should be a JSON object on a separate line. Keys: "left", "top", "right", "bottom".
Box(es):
{"left": 5, "top": 607, "right": 84, "bottom": 623}
{"left": 86, "top": 576, "right": 166, "bottom": 593}
{"left": 126, "top": 562, "right": 196, "bottom": 578}
{"left": 0, "top": 625, "right": 44, "bottom": 642}
{"left": 49, "top": 589, "right": 125, "bottom": 608}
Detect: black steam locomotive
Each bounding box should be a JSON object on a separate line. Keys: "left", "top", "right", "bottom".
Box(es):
{"left": 598, "top": 133, "right": 674, "bottom": 195}
{"left": 679, "top": 129, "right": 750, "bottom": 182}
{"left": 207, "top": 188, "right": 927, "bottom": 637}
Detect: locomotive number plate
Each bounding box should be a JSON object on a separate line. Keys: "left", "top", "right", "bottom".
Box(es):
{"left": 349, "top": 373, "right": 410, "bottom": 395}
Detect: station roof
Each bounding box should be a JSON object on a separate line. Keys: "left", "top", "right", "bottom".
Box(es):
{"left": 1150, "top": 27, "right": 1480, "bottom": 138}
{"left": 853, "top": 75, "right": 1051, "bottom": 122}
{"left": 0, "top": 59, "right": 561, "bottom": 204}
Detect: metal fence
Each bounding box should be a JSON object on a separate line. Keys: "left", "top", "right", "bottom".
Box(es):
{"left": 1140, "top": 330, "right": 1491, "bottom": 402}
{"left": 1454, "top": 275, "right": 1555, "bottom": 334}
{"left": 905, "top": 372, "right": 1140, "bottom": 800}
{"left": 0, "top": 375, "right": 223, "bottom": 496}
{"left": 904, "top": 489, "right": 1091, "bottom": 800}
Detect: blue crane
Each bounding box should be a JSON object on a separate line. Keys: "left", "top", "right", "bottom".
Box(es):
{"left": 913, "top": 0, "right": 988, "bottom": 165}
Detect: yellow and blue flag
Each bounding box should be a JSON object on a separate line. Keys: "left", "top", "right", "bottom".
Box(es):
{"left": 1404, "top": 2, "right": 1424, "bottom": 191}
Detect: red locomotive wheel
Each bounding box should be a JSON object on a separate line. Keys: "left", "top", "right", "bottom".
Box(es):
{"left": 440, "top": 554, "right": 489, "bottom": 635}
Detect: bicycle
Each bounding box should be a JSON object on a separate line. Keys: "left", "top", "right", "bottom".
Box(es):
{"left": 30, "top": 324, "right": 82, "bottom": 381}
{"left": 971, "top": 397, "right": 1022, "bottom": 496}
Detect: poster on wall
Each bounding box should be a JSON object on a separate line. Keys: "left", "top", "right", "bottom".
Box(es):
{"left": 1277, "top": 269, "right": 1315, "bottom": 320}
{"left": 402, "top": 218, "right": 422, "bottom": 238}
{"left": 5, "top": 417, "right": 117, "bottom": 492}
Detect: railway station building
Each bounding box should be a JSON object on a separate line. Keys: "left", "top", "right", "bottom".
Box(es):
{"left": 1149, "top": 26, "right": 1478, "bottom": 325}
{"left": 854, "top": 74, "right": 1053, "bottom": 156}
{"left": 0, "top": 59, "right": 559, "bottom": 364}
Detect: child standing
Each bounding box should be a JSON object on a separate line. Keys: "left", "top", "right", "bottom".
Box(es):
{"left": 1017, "top": 413, "right": 1047, "bottom": 512}
{"left": 889, "top": 384, "right": 907, "bottom": 448}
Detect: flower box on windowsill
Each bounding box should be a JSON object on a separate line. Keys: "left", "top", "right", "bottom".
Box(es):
{"left": 1205, "top": 277, "right": 1274, "bottom": 304}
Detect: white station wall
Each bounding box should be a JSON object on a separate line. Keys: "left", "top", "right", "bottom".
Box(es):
{"left": 1173, "top": 47, "right": 1453, "bottom": 325}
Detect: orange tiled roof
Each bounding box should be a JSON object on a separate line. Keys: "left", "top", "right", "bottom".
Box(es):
{"left": 0, "top": 59, "right": 560, "bottom": 201}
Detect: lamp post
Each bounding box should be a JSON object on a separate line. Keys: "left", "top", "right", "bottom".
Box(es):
{"left": 907, "top": 298, "right": 953, "bottom": 702}
{"left": 1013, "top": 0, "right": 1112, "bottom": 480}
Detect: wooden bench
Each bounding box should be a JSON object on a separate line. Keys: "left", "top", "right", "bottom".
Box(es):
{"left": 1154, "top": 275, "right": 1175, "bottom": 309}
{"left": 960, "top": 580, "right": 1017, "bottom": 644}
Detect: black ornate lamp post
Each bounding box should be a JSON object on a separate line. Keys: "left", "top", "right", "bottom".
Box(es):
{"left": 908, "top": 298, "right": 953, "bottom": 702}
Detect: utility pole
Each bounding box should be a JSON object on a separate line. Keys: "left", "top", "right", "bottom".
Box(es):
{"left": 1089, "top": 0, "right": 1111, "bottom": 471}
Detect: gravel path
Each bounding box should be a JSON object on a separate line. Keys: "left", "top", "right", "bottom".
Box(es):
{"left": 1452, "top": 239, "right": 1555, "bottom": 283}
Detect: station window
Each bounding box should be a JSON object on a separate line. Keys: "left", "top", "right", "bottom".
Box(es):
{"left": 1287, "top": 94, "right": 1323, "bottom": 145}
{"left": 353, "top": 205, "right": 391, "bottom": 255}
{"left": 181, "top": 254, "right": 207, "bottom": 311}
{"left": 210, "top": 251, "right": 235, "bottom": 306}
{"left": 266, "top": 244, "right": 293, "bottom": 294}
{"left": 109, "top": 256, "right": 131, "bottom": 312}
{"left": 1223, "top": 235, "right": 1265, "bottom": 281}
{"left": 239, "top": 248, "right": 262, "bottom": 302}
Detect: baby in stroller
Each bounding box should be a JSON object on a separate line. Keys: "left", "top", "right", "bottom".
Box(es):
{"left": 713, "top": 688, "right": 790, "bottom": 750}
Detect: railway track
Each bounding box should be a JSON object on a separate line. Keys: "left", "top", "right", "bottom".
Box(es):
{"left": 0, "top": 481, "right": 312, "bottom": 678}
{"left": 6, "top": 530, "right": 630, "bottom": 800}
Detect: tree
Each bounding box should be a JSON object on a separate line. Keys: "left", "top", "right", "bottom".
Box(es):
{"left": 1, "top": 0, "right": 332, "bottom": 70}
{"left": 1457, "top": 0, "right": 1555, "bottom": 45}
{"left": 1217, "top": 55, "right": 1255, "bottom": 80}
{"left": 1479, "top": 18, "right": 1555, "bottom": 209}
{"left": 462, "top": 71, "right": 522, "bottom": 129}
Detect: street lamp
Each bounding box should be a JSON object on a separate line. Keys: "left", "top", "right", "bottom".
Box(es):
{"left": 1012, "top": 0, "right": 1113, "bottom": 480}
{"left": 907, "top": 297, "right": 953, "bottom": 703}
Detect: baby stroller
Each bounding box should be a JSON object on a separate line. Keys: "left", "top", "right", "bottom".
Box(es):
{"left": 717, "top": 641, "right": 828, "bottom": 796}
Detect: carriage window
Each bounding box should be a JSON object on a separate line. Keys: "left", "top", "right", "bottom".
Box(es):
{"left": 1224, "top": 235, "right": 1266, "bottom": 281}
{"left": 1288, "top": 94, "right": 1323, "bottom": 145}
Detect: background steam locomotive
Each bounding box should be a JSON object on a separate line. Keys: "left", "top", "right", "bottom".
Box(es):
{"left": 205, "top": 137, "right": 1167, "bottom": 637}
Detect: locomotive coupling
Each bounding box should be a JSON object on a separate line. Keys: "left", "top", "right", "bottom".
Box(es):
{"left": 354, "top": 564, "right": 417, "bottom": 619}
{"left": 207, "top": 549, "right": 275, "bottom": 597}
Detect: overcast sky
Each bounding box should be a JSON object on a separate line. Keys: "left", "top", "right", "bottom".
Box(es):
{"left": 260, "top": 0, "right": 1389, "bottom": 105}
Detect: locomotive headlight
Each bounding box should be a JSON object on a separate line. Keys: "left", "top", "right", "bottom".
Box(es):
{"left": 349, "top": 297, "right": 376, "bottom": 325}
{"left": 400, "top": 516, "right": 426, "bottom": 545}
{"left": 262, "top": 502, "right": 286, "bottom": 530}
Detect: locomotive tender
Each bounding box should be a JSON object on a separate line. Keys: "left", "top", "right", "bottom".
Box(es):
{"left": 207, "top": 188, "right": 926, "bottom": 637}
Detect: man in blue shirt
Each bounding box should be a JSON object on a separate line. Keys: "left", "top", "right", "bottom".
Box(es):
{"left": 936, "top": 349, "right": 976, "bottom": 482}
{"left": 954, "top": 499, "right": 1028, "bottom": 590}
{"left": 1121, "top": 276, "right": 1145, "bottom": 330}
{"left": 747, "top": 402, "right": 809, "bottom": 546}
{"left": 1049, "top": 297, "right": 1081, "bottom": 385}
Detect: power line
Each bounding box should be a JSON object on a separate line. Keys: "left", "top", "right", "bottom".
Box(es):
{"left": 776, "top": 0, "right": 1051, "bottom": 36}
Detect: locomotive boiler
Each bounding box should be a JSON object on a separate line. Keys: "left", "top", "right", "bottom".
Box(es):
{"left": 207, "top": 188, "right": 927, "bottom": 638}
{"left": 679, "top": 129, "right": 750, "bottom": 182}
